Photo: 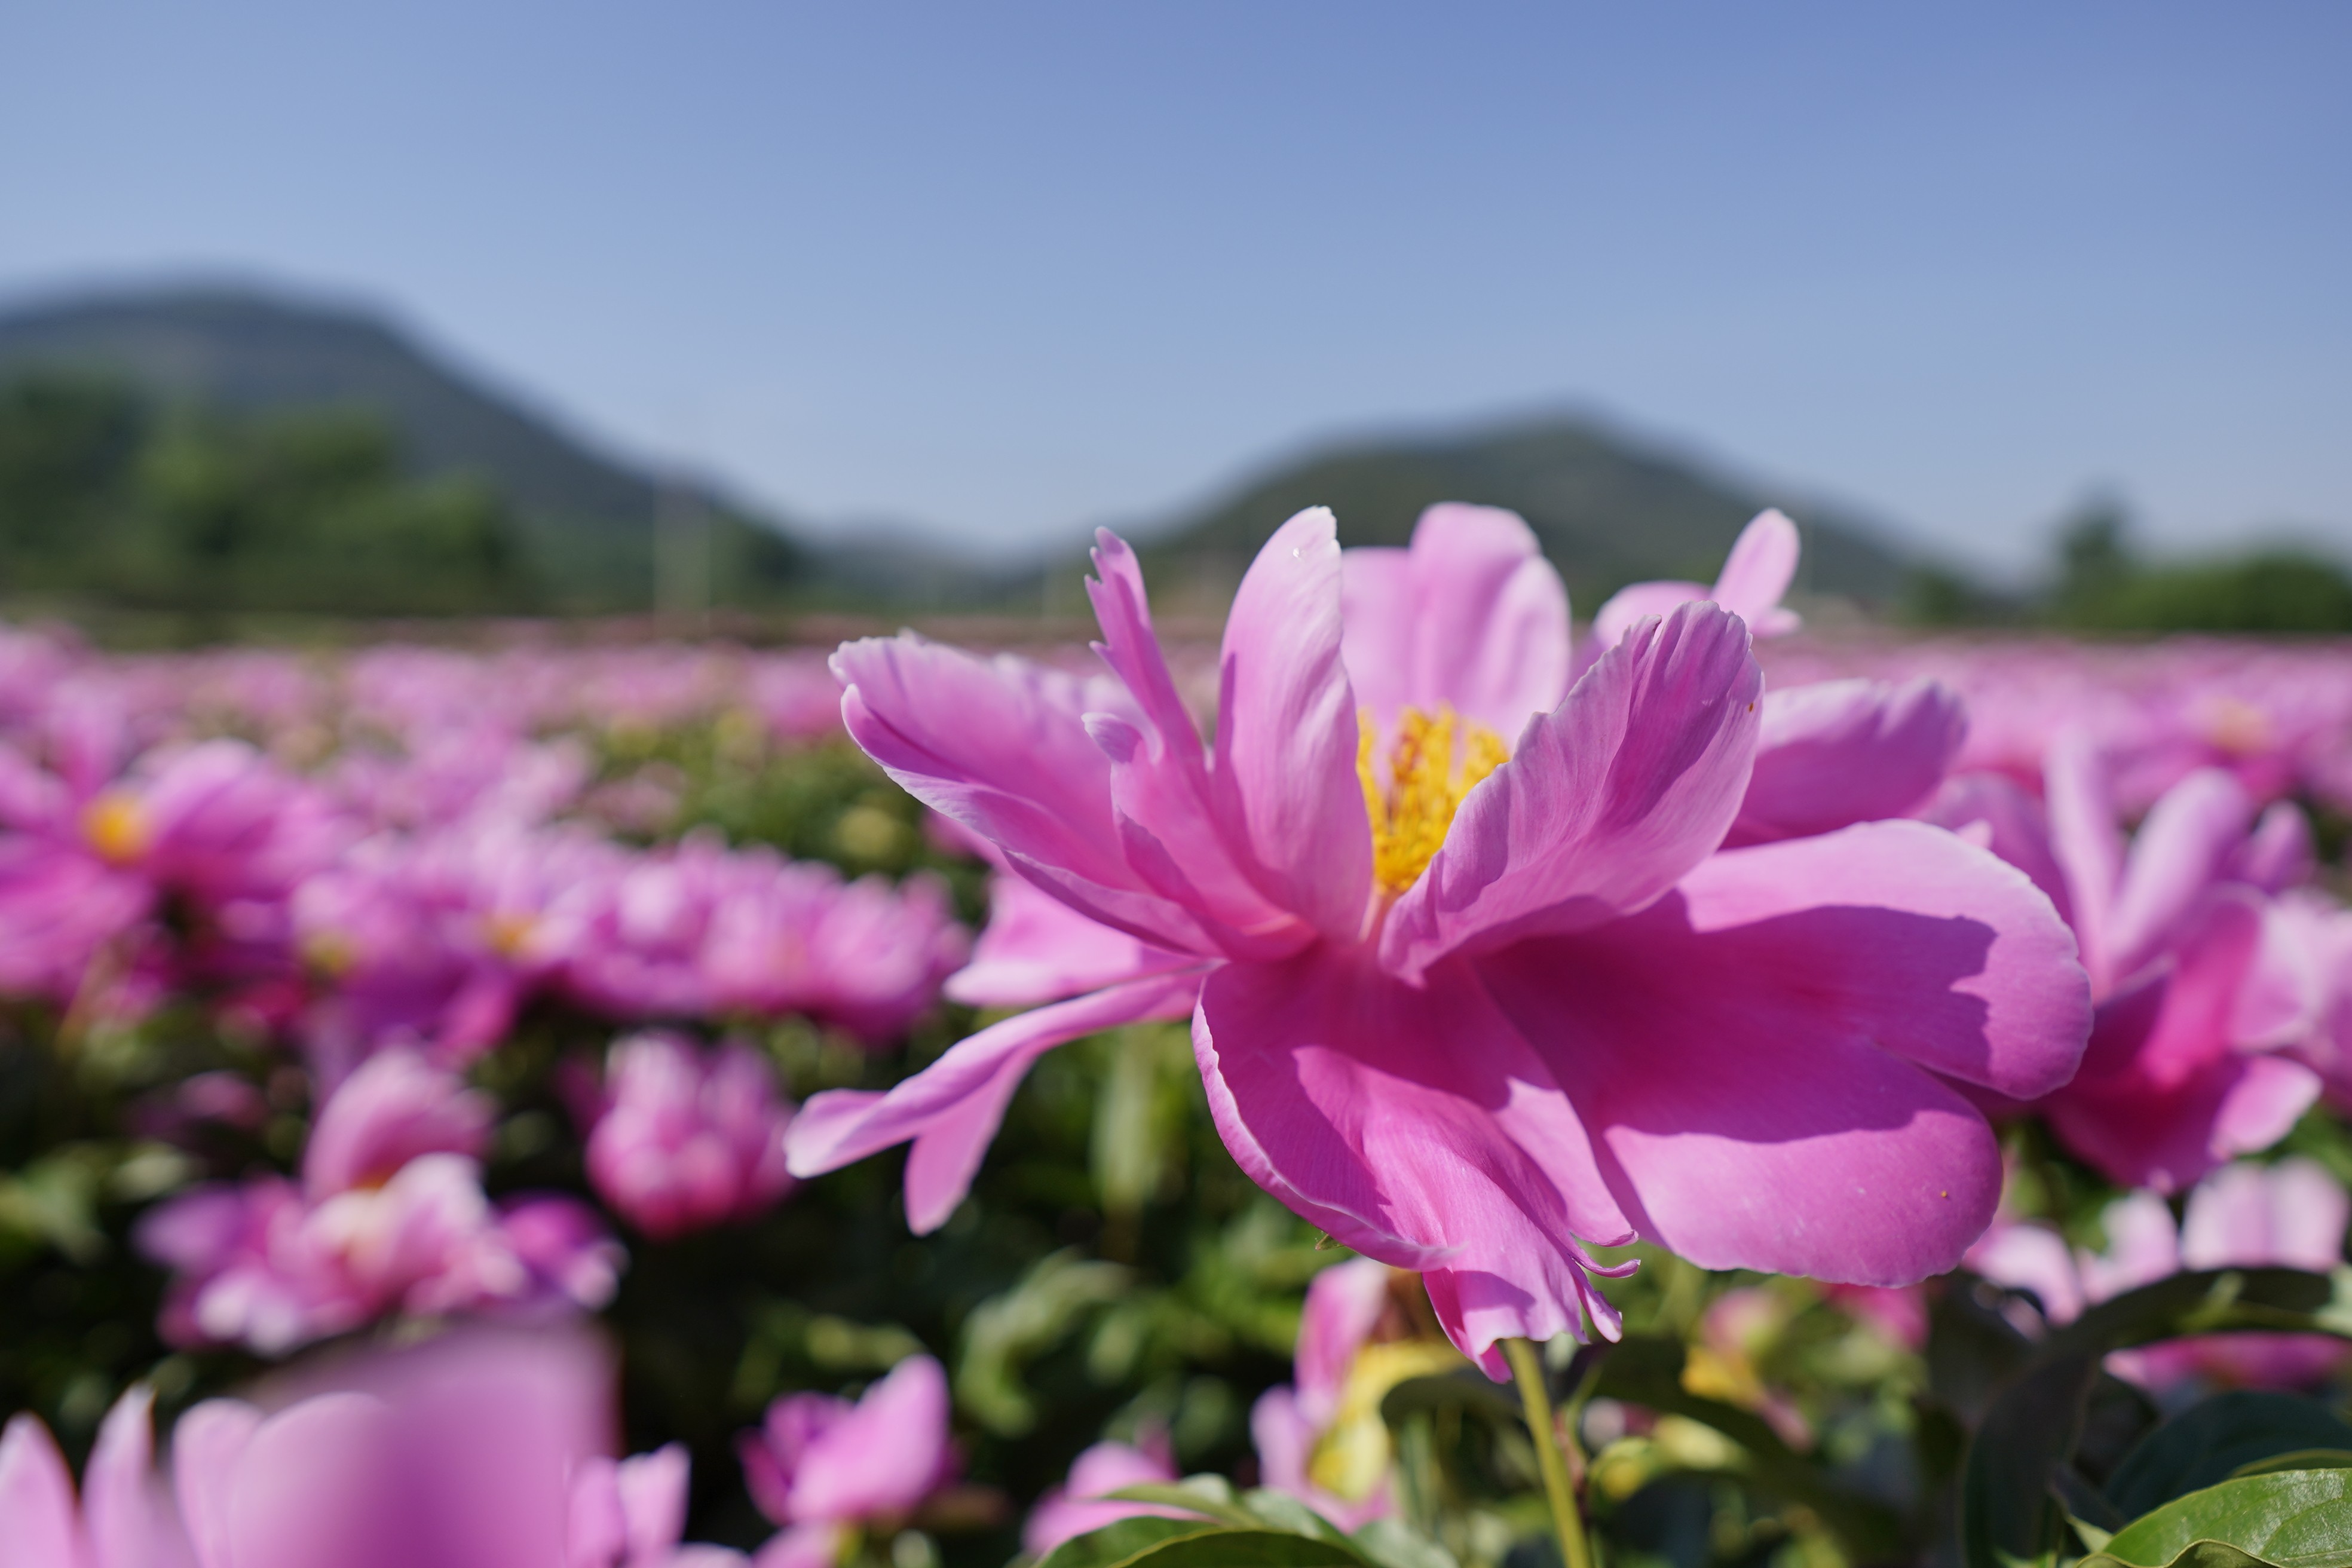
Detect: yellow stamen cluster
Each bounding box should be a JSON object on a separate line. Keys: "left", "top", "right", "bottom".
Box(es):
{"left": 81, "top": 791, "right": 152, "bottom": 866}
{"left": 1358, "top": 704, "right": 1509, "bottom": 893}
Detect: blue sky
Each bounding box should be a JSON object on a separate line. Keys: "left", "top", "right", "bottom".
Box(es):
{"left": 1, "top": 2, "right": 2345, "bottom": 577}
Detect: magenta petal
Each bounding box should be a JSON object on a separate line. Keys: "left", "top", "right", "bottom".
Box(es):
{"left": 946, "top": 872, "right": 1190, "bottom": 1009}
{"left": 173, "top": 1399, "right": 263, "bottom": 1568}
{"left": 0, "top": 1412, "right": 86, "bottom": 1568}
{"left": 1588, "top": 581, "right": 1710, "bottom": 654}
{"left": 1921, "top": 772, "right": 2074, "bottom": 926}
{"left": 1727, "top": 679, "right": 1967, "bottom": 846}
{"left": 1382, "top": 602, "right": 1760, "bottom": 979}
{"left": 1339, "top": 504, "right": 1571, "bottom": 739}
{"left": 1193, "top": 946, "right": 1633, "bottom": 1370}
{"left": 2105, "top": 769, "right": 2254, "bottom": 981}
{"left": 1670, "top": 822, "right": 2091, "bottom": 1098}
{"left": 87, "top": 1386, "right": 195, "bottom": 1568}
{"left": 783, "top": 973, "right": 1202, "bottom": 1231}
{"left": 2044, "top": 898, "right": 2321, "bottom": 1190}
{"left": 2234, "top": 801, "right": 2316, "bottom": 894}
{"left": 2044, "top": 731, "right": 2126, "bottom": 988}
{"left": 1209, "top": 508, "right": 1373, "bottom": 941}
{"left": 833, "top": 636, "right": 1213, "bottom": 955}
{"left": 1710, "top": 509, "right": 1802, "bottom": 634}
{"left": 786, "top": 1356, "right": 951, "bottom": 1524}
{"left": 302, "top": 1048, "right": 494, "bottom": 1199}
{"left": 1087, "top": 535, "right": 1304, "bottom": 956}
{"left": 2182, "top": 1157, "right": 2349, "bottom": 1271}
{"left": 1477, "top": 907, "right": 2016, "bottom": 1287}
{"left": 1295, "top": 1257, "right": 1394, "bottom": 1425}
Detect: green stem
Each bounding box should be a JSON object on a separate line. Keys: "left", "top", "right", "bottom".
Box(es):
{"left": 1505, "top": 1337, "right": 1594, "bottom": 1568}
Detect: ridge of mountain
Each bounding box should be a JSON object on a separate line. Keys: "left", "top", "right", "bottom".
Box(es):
{"left": 0, "top": 284, "right": 793, "bottom": 607}
{"left": 1119, "top": 414, "right": 1920, "bottom": 614}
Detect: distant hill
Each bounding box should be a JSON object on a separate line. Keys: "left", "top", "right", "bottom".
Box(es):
{"left": 0, "top": 286, "right": 801, "bottom": 609}
{"left": 1117, "top": 416, "right": 1921, "bottom": 615}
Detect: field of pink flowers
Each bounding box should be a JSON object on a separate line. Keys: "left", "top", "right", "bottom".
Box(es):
{"left": 7, "top": 507, "right": 2352, "bottom": 1568}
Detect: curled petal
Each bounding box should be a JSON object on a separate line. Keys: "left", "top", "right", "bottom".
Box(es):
{"left": 1210, "top": 508, "right": 1374, "bottom": 942}
{"left": 1382, "top": 602, "right": 1760, "bottom": 979}
{"left": 2106, "top": 769, "right": 2254, "bottom": 981}
{"left": 784, "top": 972, "right": 1202, "bottom": 1232}
{"left": 1728, "top": 679, "right": 1966, "bottom": 846}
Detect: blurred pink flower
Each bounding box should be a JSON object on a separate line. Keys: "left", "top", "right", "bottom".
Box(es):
{"left": 1967, "top": 1157, "right": 2350, "bottom": 1392}
{"left": 798, "top": 503, "right": 2091, "bottom": 1372}
{"left": 1021, "top": 1437, "right": 1183, "bottom": 1557}
{"left": 1936, "top": 740, "right": 2320, "bottom": 1191}
{"left": 137, "top": 1051, "right": 620, "bottom": 1355}
{"left": 1251, "top": 1258, "right": 1444, "bottom": 1530}
{"left": 0, "top": 1331, "right": 742, "bottom": 1567}
{"left": 739, "top": 1356, "right": 956, "bottom": 1568}
{"left": 586, "top": 1032, "right": 797, "bottom": 1239}
{"left": 1587, "top": 509, "right": 1803, "bottom": 655}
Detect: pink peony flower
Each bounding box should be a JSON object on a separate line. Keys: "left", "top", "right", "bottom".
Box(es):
{"left": 739, "top": 1356, "right": 957, "bottom": 1568}
{"left": 1021, "top": 1438, "right": 1183, "bottom": 1557}
{"left": 794, "top": 503, "right": 2090, "bottom": 1372}
{"left": 1251, "top": 1257, "right": 1458, "bottom": 1529}
{"left": 585, "top": 1031, "right": 797, "bottom": 1239}
{"left": 1587, "top": 509, "right": 1804, "bottom": 654}
{"left": 1968, "top": 1158, "right": 2350, "bottom": 1392}
{"left": 137, "top": 1051, "right": 621, "bottom": 1355}
{"left": 1933, "top": 740, "right": 2321, "bottom": 1191}
{"left": 0, "top": 1331, "right": 743, "bottom": 1567}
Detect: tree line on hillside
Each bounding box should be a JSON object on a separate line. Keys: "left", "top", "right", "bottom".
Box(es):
{"left": 1906, "top": 498, "right": 2352, "bottom": 633}
{"left": 0, "top": 370, "right": 804, "bottom": 618}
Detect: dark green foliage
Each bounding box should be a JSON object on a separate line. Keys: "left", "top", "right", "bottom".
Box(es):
{"left": 2047, "top": 501, "right": 2352, "bottom": 633}
{"left": 0, "top": 372, "right": 531, "bottom": 614}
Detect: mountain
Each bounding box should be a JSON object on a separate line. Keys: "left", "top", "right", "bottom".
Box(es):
{"left": 1116, "top": 415, "right": 1921, "bottom": 616}
{"left": 0, "top": 284, "right": 800, "bottom": 608}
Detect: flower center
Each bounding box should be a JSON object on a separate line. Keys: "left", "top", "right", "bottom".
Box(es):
{"left": 81, "top": 791, "right": 152, "bottom": 866}
{"left": 1357, "top": 704, "right": 1508, "bottom": 893}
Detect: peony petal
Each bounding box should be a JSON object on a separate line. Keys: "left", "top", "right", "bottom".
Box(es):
{"left": 945, "top": 873, "right": 1191, "bottom": 1009}
{"left": 172, "top": 1400, "right": 262, "bottom": 1568}
{"left": 784, "top": 972, "right": 1202, "bottom": 1232}
{"left": 2233, "top": 801, "right": 2316, "bottom": 894}
{"left": 2105, "top": 768, "right": 2253, "bottom": 981}
{"left": 1087, "top": 534, "right": 1305, "bottom": 956}
{"left": 87, "top": 1386, "right": 195, "bottom": 1568}
{"left": 1193, "top": 945, "right": 1633, "bottom": 1374}
{"left": 1339, "top": 504, "right": 1571, "bottom": 740}
{"left": 2043, "top": 906, "right": 2322, "bottom": 1193}
{"left": 1668, "top": 822, "right": 2091, "bottom": 1098}
{"left": 1476, "top": 908, "right": 2014, "bottom": 1288}
{"left": 785, "top": 1356, "right": 951, "bottom": 1524}
{"left": 833, "top": 636, "right": 1217, "bottom": 956}
{"left": 1209, "top": 508, "right": 1374, "bottom": 942}
{"left": 2044, "top": 731, "right": 2125, "bottom": 989}
{"left": 1921, "top": 772, "right": 2074, "bottom": 926}
{"left": 1381, "top": 602, "right": 1760, "bottom": 979}
{"left": 1964, "top": 1223, "right": 2087, "bottom": 1325}
{"left": 1726, "top": 679, "right": 1966, "bottom": 846}
{"left": 0, "top": 1411, "right": 88, "bottom": 1568}
{"left": 1710, "top": 509, "right": 1802, "bottom": 633}
{"left": 1588, "top": 580, "right": 1709, "bottom": 654}
{"left": 1294, "top": 1257, "right": 1394, "bottom": 1426}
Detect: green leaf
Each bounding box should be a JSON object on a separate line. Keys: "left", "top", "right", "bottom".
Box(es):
{"left": 2088, "top": 1469, "right": 2352, "bottom": 1568}
{"left": 1079, "top": 1529, "right": 1370, "bottom": 1568}
{"left": 1104, "top": 1478, "right": 1262, "bottom": 1530}
{"left": 1349, "top": 1518, "right": 1461, "bottom": 1568}
{"left": 1035, "top": 1518, "right": 1229, "bottom": 1568}
{"left": 2238, "top": 1456, "right": 2352, "bottom": 1482}
{"left": 2107, "top": 1396, "right": 2352, "bottom": 1520}
{"left": 1961, "top": 1268, "right": 2352, "bottom": 1568}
